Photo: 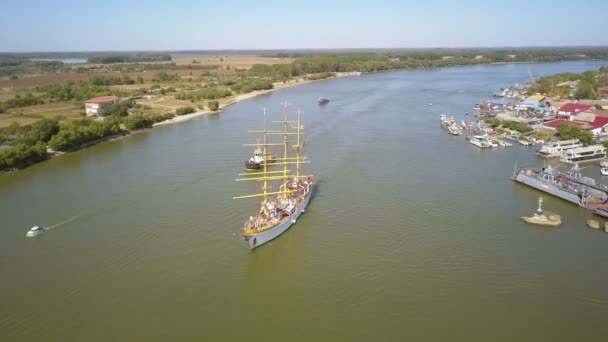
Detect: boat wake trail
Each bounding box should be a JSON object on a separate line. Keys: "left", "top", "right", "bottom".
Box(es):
{"left": 45, "top": 213, "right": 85, "bottom": 230}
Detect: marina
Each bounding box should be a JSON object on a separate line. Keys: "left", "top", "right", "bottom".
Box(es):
{"left": 3, "top": 61, "right": 608, "bottom": 341}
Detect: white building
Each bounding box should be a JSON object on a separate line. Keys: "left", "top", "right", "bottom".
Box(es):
{"left": 85, "top": 96, "right": 119, "bottom": 116}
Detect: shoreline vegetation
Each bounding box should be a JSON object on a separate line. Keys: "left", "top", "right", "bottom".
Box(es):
{"left": 0, "top": 72, "right": 360, "bottom": 173}
{"left": 2, "top": 48, "right": 608, "bottom": 173}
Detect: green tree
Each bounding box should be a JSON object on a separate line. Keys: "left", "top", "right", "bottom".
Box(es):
{"left": 176, "top": 106, "right": 196, "bottom": 116}
{"left": 123, "top": 114, "right": 153, "bottom": 130}
{"left": 25, "top": 118, "right": 60, "bottom": 144}
{"left": 208, "top": 101, "right": 219, "bottom": 111}
{"left": 557, "top": 123, "right": 594, "bottom": 145}
{"left": 575, "top": 80, "right": 596, "bottom": 99}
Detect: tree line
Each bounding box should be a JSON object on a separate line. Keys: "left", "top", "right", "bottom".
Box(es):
{"left": 0, "top": 110, "right": 178, "bottom": 171}
{"left": 87, "top": 54, "right": 172, "bottom": 64}
{"left": 527, "top": 67, "right": 608, "bottom": 100}
{"left": 175, "top": 89, "right": 232, "bottom": 101}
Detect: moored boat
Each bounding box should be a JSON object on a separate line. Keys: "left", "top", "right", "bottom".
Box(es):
{"left": 469, "top": 135, "right": 491, "bottom": 148}
{"left": 560, "top": 145, "right": 607, "bottom": 164}
{"left": 511, "top": 163, "right": 608, "bottom": 210}
{"left": 521, "top": 197, "right": 561, "bottom": 227}
{"left": 318, "top": 97, "right": 329, "bottom": 104}
{"left": 448, "top": 125, "right": 461, "bottom": 135}
{"left": 601, "top": 161, "right": 608, "bottom": 176}
{"left": 535, "top": 139, "right": 583, "bottom": 158}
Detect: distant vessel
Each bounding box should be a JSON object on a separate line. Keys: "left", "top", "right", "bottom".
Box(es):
{"left": 469, "top": 135, "right": 491, "bottom": 148}
{"left": 521, "top": 197, "right": 561, "bottom": 227}
{"left": 535, "top": 139, "right": 583, "bottom": 158}
{"left": 318, "top": 97, "right": 329, "bottom": 105}
{"left": 511, "top": 163, "right": 608, "bottom": 210}
{"left": 448, "top": 125, "right": 461, "bottom": 135}
{"left": 439, "top": 114, "right": 454, "bottom": 128}
{"left": 26, "top": 225, "right": 46, "bottom": 237}
{"left": 560, "top": 145, "right": 607, "bottom": 164}
{"left": 234, "top": 104, "right": 314, "bottom": 249}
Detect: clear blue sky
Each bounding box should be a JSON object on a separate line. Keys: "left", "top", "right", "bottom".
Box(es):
{"left": 1, "top": 0, "right": 606, "bottom": 52}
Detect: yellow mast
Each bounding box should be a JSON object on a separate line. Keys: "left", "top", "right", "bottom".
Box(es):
{"left": 296, "top": 109, "right": 301, "bottom": 181}
{"left": 262, "top": 108, "right": 268, "bottom": 212}
{"left": 234, "top": 106, "right": 310, "bottom": 201}
{"left": 282, "top": 101, "right": 289, "bottom": 199}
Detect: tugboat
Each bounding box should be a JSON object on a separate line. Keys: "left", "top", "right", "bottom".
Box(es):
{"left": 244, "top": 145, "right": 276, "bottom": 170}
{"left": 234, "top": 104, "right": 314, "bottom": 249}
{"left": 244, "top": 147, "right": 265, "bottom": 170}
{"left": 318, "top": 97, "right": 329, "bottom": 105}
{"left": 521, "top": 197, "right": 561, "bottom": 227}
{"left": 26, "top": 225, "right": 46, "bottom": 237}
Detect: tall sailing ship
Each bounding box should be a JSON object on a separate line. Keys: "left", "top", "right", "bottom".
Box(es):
{"left": 234, "top": 104, "right": 315, "bottom": 249}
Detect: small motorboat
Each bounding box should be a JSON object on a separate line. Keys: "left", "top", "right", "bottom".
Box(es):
{"left": 318, "top": 97, "right": 329, "bottom": 105}
{"left": 601, "top": 161, "right": 608, "bottom": 176}
{"left": 428, "top": 103, "right": 433, "bottom": 106}
{"left": 26, "top": 225, "right": 46, "bottom": 237}
{"left": 521, "top": 197, "right": 561, "bottom": 227}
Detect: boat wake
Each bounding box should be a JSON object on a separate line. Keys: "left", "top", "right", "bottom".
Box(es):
{"left": 45, "top": 213, "right": 85, "bottom": 231}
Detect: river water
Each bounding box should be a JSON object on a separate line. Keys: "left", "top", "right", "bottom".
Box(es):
{"left": 2, "top": 61, "right": 608, "bottom": 341}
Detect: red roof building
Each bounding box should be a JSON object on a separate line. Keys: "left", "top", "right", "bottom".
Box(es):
{"left": 543, "top": 119, "right": 584, "bottom": 128}
{"left": 85, "top": 95, "right": 119, "bottom": 104}
{"left": 558, "top": 103, "right": 593, "bottom": 116}
{"left": 588, "top": 116, "right": 608, "bottom": 129}
{"left": 85, "top": 96, "right": 119, "bottom": 116}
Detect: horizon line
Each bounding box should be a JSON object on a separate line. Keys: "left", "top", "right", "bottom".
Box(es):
{"left": 2, "top": 45, "right": 608, "bottom": 54}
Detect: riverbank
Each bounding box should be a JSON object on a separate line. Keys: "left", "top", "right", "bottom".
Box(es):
{"left": 1, "top": 71, "right": 361, "bottom": 173}
{"left": 153, "top": 71, "right": 361, "bottom": 127}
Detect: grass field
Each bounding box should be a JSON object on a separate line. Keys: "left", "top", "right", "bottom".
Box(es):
{"left": 0, "top": 73, "right": 90, "bottom": 89}
{"left": 0, "top": 54, "right": 302, "bottom": 127}
{"left": 0, "top": 101, "right": 81, "bottom": 127}
{"left": 0, "top": 55, "right": 293, "bottom": 90}
{"left": 136, "top": 96, "right": 196, "bottom": 111}
{"left": 172, "top": 54, "right": 293, "bottom": 68}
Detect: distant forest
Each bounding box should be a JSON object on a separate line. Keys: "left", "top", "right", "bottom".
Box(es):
{"left": 87, "top": 54, "right": 172, "bottom": 64}
{"left": 2, "top": 47, "right": 608, "bottom": 79}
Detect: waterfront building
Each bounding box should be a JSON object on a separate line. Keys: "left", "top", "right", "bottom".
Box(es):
{"left": 543, "top": 113, "right": 608, "bottom": 138}
{"left": 85, "top": 96, "right": 119, "bottom": 116}
{"left": 522, "top": 95, "right": 548, "bottom": 110}
{"left": 556, "top": 103, "right": 593, "bottom": 121}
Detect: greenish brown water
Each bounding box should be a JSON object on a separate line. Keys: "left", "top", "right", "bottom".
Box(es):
{"left": 2, "top": 61, "right": 608, "bottom": 341}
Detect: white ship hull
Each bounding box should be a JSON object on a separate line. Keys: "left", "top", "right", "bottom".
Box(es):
{"left": 244, "top": 188, "right": 313, "bottom": 249}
